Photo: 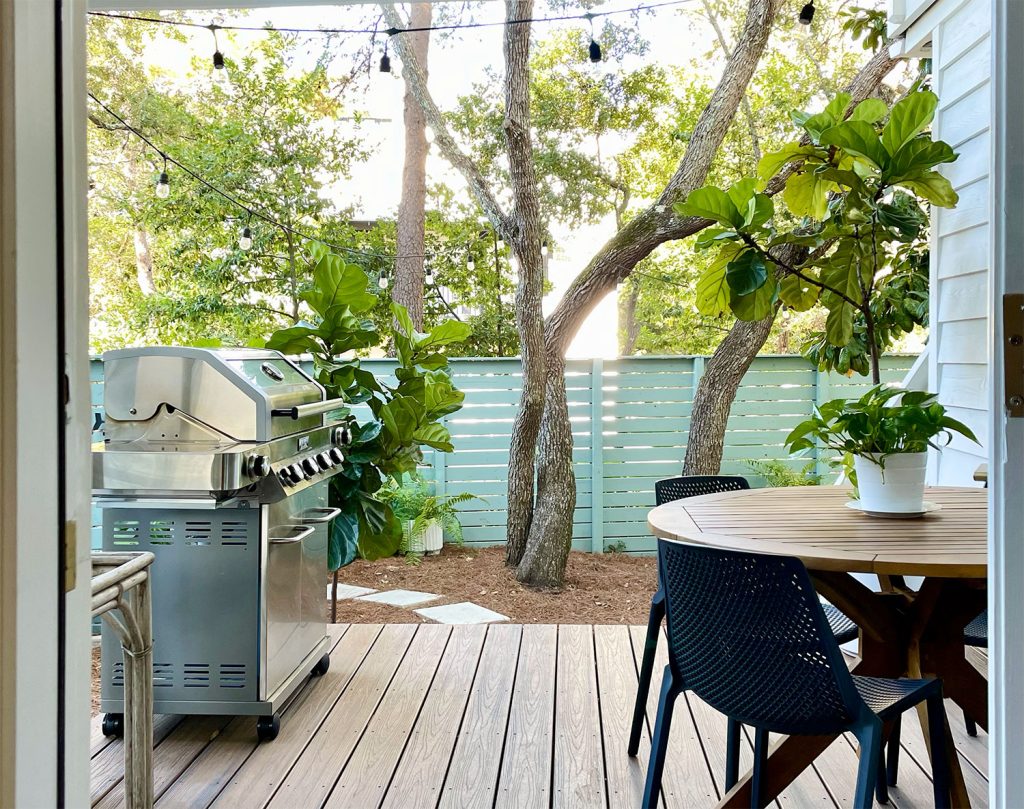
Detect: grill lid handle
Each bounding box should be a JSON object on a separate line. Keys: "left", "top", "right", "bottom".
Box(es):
{"left": 271, "top": 398, "right": 346, "bottom": 421}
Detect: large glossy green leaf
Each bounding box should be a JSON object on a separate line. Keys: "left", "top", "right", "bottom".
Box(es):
{"left": 423, "top": 371, "right": 465, "bottom": 419}
{"left": 848, "top": 98, "right": 888, "bottom": 124}
{"left": 825, "top": 301, "right": 854, "bottom": 346}
{"left": 265, "top": 325, "right": 322, "bottom": 355}
{"left": 695, "top": 243, "right": 745, "bottom": 316}
{"left": 675, "top": 186, "right": 743, "bottom": 227}
{"left": 756, "top": 143, "right": 819, "bottom": 181}
{"left": 882, "top": 91, "right": 938, "bottom": 156}
{"left": 730, "top": 281, "right": 778, "bottom": 322}
{"left": 725, "top": 250, "right": 769, "bottom": 296}
{"left": 356, "top": 502, "right": 402, "bottom": 561}
{"left": 304, "top": 253, "right": 378, "bottom": 316}
{"left": 783, "top": 171, "right": 832, "bottom": 219}
{"left": 819, "top": 121, "right": 888, "bottom": 169}
{"left": 825, "top": 92, "right": 852, "bottom": 122}
{"left": 744, "top": 194, "right": 774, "bottom": 229}
{"left": 379, "top": 396, "right": 424, "bottom": 446}
{"left": 726, "top": 178, "right": 757, "bottom": 214}
{"left": 328, "top": 511, "right": 360, "bottom": 570}
{"left": 413, "top": 422, "right": 454, "bottom": 452}
{"left": 898, "top": 171, "right": 959, "bottom": 207}
{"left": 886, "top": 138, "right": 956, "bottom": 182}
{"left": 779, "top": 274, "right": 820, "bottom": 311}
{"left": 419, "top": 319, "right": 474, "bottom": 351}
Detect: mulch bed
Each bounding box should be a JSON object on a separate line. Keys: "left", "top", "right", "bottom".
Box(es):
{"left": 330, "top": 545, "right": 658, "bottom": 625}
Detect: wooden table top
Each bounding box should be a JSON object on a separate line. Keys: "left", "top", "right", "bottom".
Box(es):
{"left": 648, "top": 486, "right": 987, "bottom": 578}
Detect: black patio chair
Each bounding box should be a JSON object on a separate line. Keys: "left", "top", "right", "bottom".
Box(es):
{"left": 641, "top": 540, "right": 952, "bottom": 809}
{"left": 884, "top": 608, "right": 988, "bottom": 789}
{"left": 628, "top": 476, "right": 860, "bottom": 759}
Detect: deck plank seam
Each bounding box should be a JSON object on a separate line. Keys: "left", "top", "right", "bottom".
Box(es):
{"left": 547, "top": 626, "right": 559, "bottom": 809}
{"left": 589, "top": 626, "right": 613, "bottom": 809}
{"left": 486, "top": 623, "right": 527, "bottom": 809}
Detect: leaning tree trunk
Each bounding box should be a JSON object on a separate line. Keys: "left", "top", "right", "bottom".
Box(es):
{"left": 618, "top": 277, "right": 640, "bottom": 355}
{"left": 392, "top": 3, "right": 432, "bottom": 329}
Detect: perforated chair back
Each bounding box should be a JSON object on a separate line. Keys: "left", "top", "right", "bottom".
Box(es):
{"left": 657, "top": 539, "right": 863, "bottom": 736}
{"left": 655, "top": 475, "right": 750, "bottom": 506}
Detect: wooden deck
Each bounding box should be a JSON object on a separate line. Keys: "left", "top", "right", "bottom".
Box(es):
{"left": 90, "top": 624, "right": 990, "bottom": 809}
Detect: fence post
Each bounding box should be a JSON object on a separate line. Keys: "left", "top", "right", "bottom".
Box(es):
{"left": 692, "top": 355, "right": 706, "bottom": 390}
{"left": 591, "top": 357, "right": 604, "bottom": 554}
{"left": 814, "top": 366, "right": 830, "bottom": 479}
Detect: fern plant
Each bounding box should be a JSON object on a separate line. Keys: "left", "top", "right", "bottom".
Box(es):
{"left": 380, "top": 477, "right": 480, "bottom": 558}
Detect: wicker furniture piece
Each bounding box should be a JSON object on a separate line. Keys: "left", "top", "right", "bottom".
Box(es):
{"left": 92, "top": 551, "right": 155, "bottom": 809}
{"left": 648, "top": 485, "right": 987, "bottom": 808}
{"left": 642, "top": 540, "right": 951, "bottom": 809}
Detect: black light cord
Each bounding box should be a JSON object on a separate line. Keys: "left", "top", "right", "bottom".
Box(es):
{"left": 88, "top": 0, "right": 698, "bottom": 37}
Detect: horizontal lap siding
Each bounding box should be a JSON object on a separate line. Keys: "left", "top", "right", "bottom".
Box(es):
{"left": 89, "top": 354, "right": 915, "bottom": 555}
{"left": 931, "top": 0, "right": 993, "bottom": 484}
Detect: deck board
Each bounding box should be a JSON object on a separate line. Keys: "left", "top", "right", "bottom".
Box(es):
{"left": 92, "top": 624, "right": 989, "bottom": 809}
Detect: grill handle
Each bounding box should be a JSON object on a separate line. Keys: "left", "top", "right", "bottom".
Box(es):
{"left": 271, "top": 398, "right": 346, "bottom": 421}
{"left": 268, "top": 525, "right": 315, "bottom": 545}
{"left": 300, "top": 507, "right": 342, "bottom": 524}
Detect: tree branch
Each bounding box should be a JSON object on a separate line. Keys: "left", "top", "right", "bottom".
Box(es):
{"left": 379, "top": 3, "right": 515, "bottom": 237}
{"left": 702, "top": 0, "right": 761, "bottom": 163}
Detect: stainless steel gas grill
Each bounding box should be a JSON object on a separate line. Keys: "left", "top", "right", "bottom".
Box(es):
{"left": 94, "top": 347, "right": 349, "bottom": 741}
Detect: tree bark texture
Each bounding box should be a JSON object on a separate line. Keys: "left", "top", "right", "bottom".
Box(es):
{"left": 618, "top": 277, "right": 640, "bottom": 355}
{"left": 393, "top": 3, "right": 432, "bottom": 329}
{"left": 500, "top": 0, "right": 550, "bottom": 573}
{"left": 132, "top": 225, "right": 156, "bottom": 296}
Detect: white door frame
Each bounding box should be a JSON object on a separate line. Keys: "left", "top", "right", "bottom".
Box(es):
{"left": 988, "top": 1, "right": 1024, "bottom": 804}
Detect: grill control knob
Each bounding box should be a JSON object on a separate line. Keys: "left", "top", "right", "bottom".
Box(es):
{"left": 316, "top": 452, "right": 333, "bottom": 471}
{"left": 301, "top": 458, "right": 319, "bottom": 477}
{"left": 329, "top": 448, "right": 345, "bottom": 465}
{"left": 248, "top": 454, "right": 270, "bottom": 479}
{"left": 278, "top": 470, "right": 293, "bottom": 487}
{"left": 288, "top": 463, "right": 305, "bottom": 481}
{"left": 333, "top": 425, "right": 353, "bottom": 447}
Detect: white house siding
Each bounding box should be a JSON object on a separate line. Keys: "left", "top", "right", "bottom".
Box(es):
{"left": 897, "top": 0, "right": 993, "bottom": 484}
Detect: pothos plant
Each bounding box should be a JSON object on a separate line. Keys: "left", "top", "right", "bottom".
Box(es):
{"left": 677, "top": 88, "right": 958, "bottom": 383}
{"left": 265, "top": 243, "right": 472, "bottom": 568}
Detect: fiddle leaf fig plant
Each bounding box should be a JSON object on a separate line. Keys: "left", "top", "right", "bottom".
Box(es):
{"left": 676, "top": 88, "right": 957, "bottom": 383}
{"left": 784, "top": 385, "right": 977, "bottom": 469}
{"left": 265, "top": 243, "right": 472, "bottom": 568}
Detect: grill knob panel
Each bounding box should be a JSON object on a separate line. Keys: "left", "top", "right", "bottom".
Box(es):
{"left": 301, "top": 458, "right": 319, "bottom": 477}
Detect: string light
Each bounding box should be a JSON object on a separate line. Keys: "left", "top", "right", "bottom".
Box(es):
{"left": 378, "top": 274, "right": 389, "bottom": 290}
{"left": 238, "top": 211, "right": 252, "bottom": 251}
{"left": 467, "top": 255, "right": 476, "bottom": 271}
{"left": 541, "top": 240, "right": 550, "bottom": 257}
{"left": 798, "top": 1, "right": 815, "bottom": 24}
{"left": 379, "top": 42, "right": 392, "bottom": 73}
{"left": 155, "top": 155, "right": 170, "bottom": 198}
{"left": 585, "top": 13, "right": 602, "bottom": 63}
{"left": 425, "top": 266, "right": 434, "bottom": 285}
{"left": 209, "top": 25, "right": 231, "bottom": 90}
{"left": 497, "top": 237, "right": 505, "bottom": 251}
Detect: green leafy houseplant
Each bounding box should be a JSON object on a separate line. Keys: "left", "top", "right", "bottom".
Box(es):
{"left": 785, "top": 386, "right": 977, "bottom": 513}
{"left": 676, "top": 88, "right": 957, "bottom": 383}
{"left": 265, "top": 244, "right": 472, "bottom": 568}
{"left": 381, "top": 478, "right": 480, "bottom": 560}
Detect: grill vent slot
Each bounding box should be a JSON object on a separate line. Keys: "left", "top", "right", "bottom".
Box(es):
{"left": 149, "top": 519, "right": 174, "bottom": 546}
{"left": 183, "top": 663, "right": 211, "bottom": 688}
{"left": 112, "top": 520, "right": 140, "bottom": 547}
{"left": 219, "top": 664, "right": 247, "bottom": 689}
{"left": 184, "top": 521, "right": 213, "bottom": 547}
{"left": 220, "top": 520, "right": 249, "bottom": 547}
{"left": 153, "top": 663, "right": 174, "bottom": 688}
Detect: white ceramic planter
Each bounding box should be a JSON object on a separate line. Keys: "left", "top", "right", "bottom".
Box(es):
{"left": 405, "top": 518, "right": 443, "bottom": 555}
{"left": 854, "top": 451, "right": 928, "bottom": 513}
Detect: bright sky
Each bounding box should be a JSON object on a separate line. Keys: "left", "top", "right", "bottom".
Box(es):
{"left": 138, "top": 2, "right": 723, "bottom": 357}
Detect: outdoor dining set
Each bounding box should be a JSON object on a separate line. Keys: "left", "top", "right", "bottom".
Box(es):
{"left": 640, "top": 475, "right": 988, "bottom": 809}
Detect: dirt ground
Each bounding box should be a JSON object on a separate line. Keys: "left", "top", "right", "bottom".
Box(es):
{"left": 91, "top": 546, "right": 657, "bottom": 715}
{"left": 330, "top": 545, "right": 658, "bottom": 625}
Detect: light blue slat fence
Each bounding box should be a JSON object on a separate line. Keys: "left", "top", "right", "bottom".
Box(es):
{"left": 90, "top": 354, "right": 914, "bottom": 555}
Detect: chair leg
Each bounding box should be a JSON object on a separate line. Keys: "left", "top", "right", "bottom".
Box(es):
{"left": 629, "top": 588, "right": 665, "bottom": 757}
{"left": 642, "top": 664, "right": 678, "bottom": 809}
{"left": 926, "top": 694, "right": 952, "bottom": 809}
{"left": 853, "top": 719, "right": 883, "bottom": 809}
{"left": 876, "top": 733, "right": 890, "bottom": 805}
{"left": 725, "top": 717, "right": 741, "bottom": 792}
{"left": 964, "top": 714, "right": 978, "bottom": 737}
{"left": 750, "top": 727, "right": 769, "bottom": 809}
{"left": 885, "top": 714, "right": 901, "bottom": 787}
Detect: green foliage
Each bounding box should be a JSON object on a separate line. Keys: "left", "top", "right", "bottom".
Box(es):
{"left": 381, "top": 477, "right": 481, "bottom": 561}
{"left": 746, "top": 458, "right": 821, "bottom": 486}
{"left": 604, "top": 540, "right": 628, "bottom": 553}
{"left": 841, "top": 6, "right": 889, "bottom": 53}
{"left": 784, "top": 385, "right": 978, "bottom": 467}
{"left": 264, "top": 247, "right": 471, "bottom": 568}
{"left": 676, "top": 89, "right": 956, "bottom": 379}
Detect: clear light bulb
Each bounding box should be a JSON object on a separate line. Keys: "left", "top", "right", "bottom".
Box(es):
{"left": 497, "top": 238, "right": 505, "bottom": 251}
{"left": 155, "top": 171, "right": 170, "bottom": 199}
{"left": 467, "top": 258, "right": 475, "bottom": 271}
{"left": 379, "top": 275, "right": 389, "bottom": 290}
{"left": 542, "top": 241, "right": 549, "bottom": 257}
{"left": 239, "top": 226, "right": 252, "bottom": 251}
{"left": 212, "top": 51, "right": 232, "bottom": 92}
{"left": 425, "top": 270, "right": 434, "bottom": 284}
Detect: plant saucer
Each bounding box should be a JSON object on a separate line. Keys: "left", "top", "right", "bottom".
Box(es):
{"left": 845, "top": 501, "right": 942, "bottom": 519}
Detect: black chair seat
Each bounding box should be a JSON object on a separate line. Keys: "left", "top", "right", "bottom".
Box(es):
{"left": 853, "top": 676, "right": 941, "bottom": 719}
{"left": 964, "top": 609, "right": 988, "bottom": 648}
{"left": 824, "top": 603, "right": 858, "bottom": 645}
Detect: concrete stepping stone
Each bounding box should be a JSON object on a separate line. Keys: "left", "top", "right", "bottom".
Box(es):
{"left": 414, "top": 601, "right": 509, "bottom": 625}
{"left": 327, "top": 584, "right": 377, "bottom": 600}
{"left": 355, "top": 589, "right": 440, "bottom": 608}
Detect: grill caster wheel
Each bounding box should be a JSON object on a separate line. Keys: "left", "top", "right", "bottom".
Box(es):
{"left": 312, "top": 653, "right": 330, "bottom": 677}
{"left": 101, "top": 713, "right": 124, "bottom": 738}
{"left": 256, "top": 714, "right": 280, "bottom": 742}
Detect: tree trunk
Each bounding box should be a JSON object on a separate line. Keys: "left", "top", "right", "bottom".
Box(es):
{"left": 501, "top": 0, "right": 547, "bottom": 569}
{"left": 683, "top": 313, "right": 776, "bottom": 474}
{"left": 393, "top": 3, "right": 432, "bottom": 329}
{"left": 618, "top": 277, "right": 640, "bottom": 355}
{"left": 132, "top": 225, "right": 156, "bottom": 296}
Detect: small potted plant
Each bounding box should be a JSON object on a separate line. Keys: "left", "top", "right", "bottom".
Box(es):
{"left": 382, "top": 478, "right": 479, "bottom": 558}
{"left": 785, "top": 386, "right": 977, "bottom": 515}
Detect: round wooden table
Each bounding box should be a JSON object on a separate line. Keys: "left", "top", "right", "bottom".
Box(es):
{"left": 648, "top": 485, "right": 987, "bottom": 808}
